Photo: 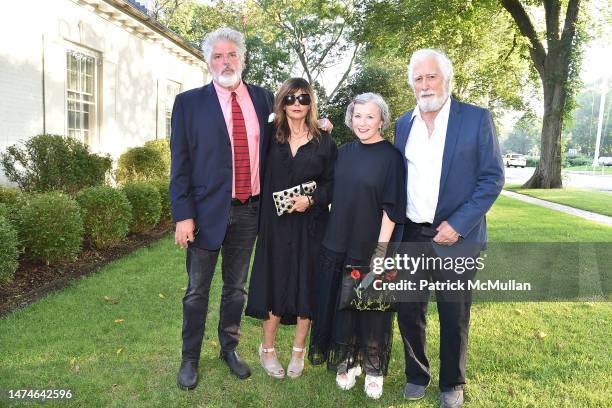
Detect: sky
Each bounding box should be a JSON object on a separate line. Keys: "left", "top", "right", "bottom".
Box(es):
{"left": 582, "top": 43, "right": 611, "bottom": 84}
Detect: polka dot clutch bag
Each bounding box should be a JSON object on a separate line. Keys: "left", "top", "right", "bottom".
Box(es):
{"left": 272, "top": 181, "right": 317, "bottom": 216}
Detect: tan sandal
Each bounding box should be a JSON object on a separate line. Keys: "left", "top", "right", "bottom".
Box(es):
{"left": 287, "top": 346, "right": 306, "bottom": 379}
{"left": 258, "top": 344, "right": 285, "bottom": 379}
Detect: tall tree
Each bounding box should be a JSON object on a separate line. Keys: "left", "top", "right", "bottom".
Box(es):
{"left": 152, "top": 0, "right": 291, "bottom": 88}
{"left": 147, "top": 0, "right": 186, "bottom": 22}
{"left": 502, "top": 0, "right": 582, "bottom": 188}
{"left": 325, "top": 57, "right": 414, "bottom": 145}
{"left": 359, "top": 0, "right": 536, "bottom": 116}
{"left": 252, "top": 0, "right": 362, "bottom": 102}
{"left": 502, "top": 113, "right": 541, "bottom": 155}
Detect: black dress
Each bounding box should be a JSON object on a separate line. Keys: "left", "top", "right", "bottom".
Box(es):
{"left": 308, "top": 139, "right": 406, "bottom": 375}
{"left": 245, "top": 131, "right": 337, "bottom": 325}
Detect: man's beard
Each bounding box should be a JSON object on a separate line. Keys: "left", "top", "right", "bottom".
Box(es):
{"left": 417, "top": 88, "right": 449, "bottom": 113}
{"left": 214, "top": 68, "right": 242, "bottom": 88}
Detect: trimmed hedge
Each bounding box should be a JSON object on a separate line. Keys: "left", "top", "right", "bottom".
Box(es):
{"left": 566, "top": 156, "right": 592, "bottom": 167}
{"left": 0, "top": 186, "right": 21, "bottom": 206}
{"left": 16, "top": 192, "right": 83, "bottom": 265}
{"left": 150, "top": 179, "right": 171, "bottom": 223}
{"left": 121, "top": 182, "right": 161, "bottom": 233}
{"left": 76, "top": 186, "right": 132, "bottom": 249}
{"left": 0, "top": 191, "right": 24, "bottom": 228}
{"left": 0, "top": 134, "right": 112, "bottom": 194}
{"left": 116, "top": 145, "right": 167, "bottom": 184}
{"left": 144, "top": 139, "right": 170, "bottom": 176}
{"left": 0, "top": 203, "right": 10, "bottom": 220}
{"left": 0, "top": 215, "right": 19, "bottom": 285}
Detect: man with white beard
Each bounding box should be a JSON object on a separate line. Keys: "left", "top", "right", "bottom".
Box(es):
{"left": 393, "top": 49, "right": 504, "bottom": 407}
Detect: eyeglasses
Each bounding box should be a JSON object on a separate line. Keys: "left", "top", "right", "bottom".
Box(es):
{"left": 283, "top": 93, "right": 311, "bottom": 106}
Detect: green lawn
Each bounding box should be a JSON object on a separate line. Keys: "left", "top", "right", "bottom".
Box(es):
{"left": 564, "top": 166, "right": 612, "bottom": 174}
{"left": 505, "top": 186, "right": 612, "bottom": 217}
{"left": 0, "top": 196, "right": 611, "bottom": 407}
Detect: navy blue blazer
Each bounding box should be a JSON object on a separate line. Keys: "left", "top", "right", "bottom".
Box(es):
{"left": 393, "top": 98, "right": 504, "bottom": 249}
{"left": 169, "top": 82, "right": 274, "bottom": 250}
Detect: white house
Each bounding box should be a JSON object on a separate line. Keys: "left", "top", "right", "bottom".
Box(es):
{"left": 0, "top": 0, "right": 208, "bottom": 184}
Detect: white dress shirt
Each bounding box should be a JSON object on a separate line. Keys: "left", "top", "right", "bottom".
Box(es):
{"left": 405, "top": 97, "right": 452, "bottom": 223}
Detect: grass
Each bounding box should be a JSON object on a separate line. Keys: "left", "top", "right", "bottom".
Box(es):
{"left": 563, "top": 166, "right": 612, "bottom": 174}
{"left": 0, "top": 196, "right": 611, "bottom": 407}
{"left": 504, "top": 186, "right": 612, "bottom": 217}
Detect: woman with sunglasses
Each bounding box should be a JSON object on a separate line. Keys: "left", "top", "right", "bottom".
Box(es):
{"left": 245, "top": 77, "right": 337, "bottom": 379}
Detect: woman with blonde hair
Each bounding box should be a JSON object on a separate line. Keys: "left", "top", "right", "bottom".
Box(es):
{"left": 246, "top": 77, "right": 337, "bottom": 379}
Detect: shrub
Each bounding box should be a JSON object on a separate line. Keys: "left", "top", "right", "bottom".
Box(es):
{"left": 0, "top": 186, "right": 22, "bottom": 206}
{"left": 116, "top": 144, "right": 167, "bottom": 184}
{"left": 76, "top": 186, "right": 133, "bottom": 249}
{"left": 16, "top": 192, "right": 83, "bottom": 264}
{"left": 0, "top": 201, "right": 20, "bottom": 228}
{"left": 121, "top": 182, "right": 161, "bottom": 233}
{"left": 0, "top": 189, "right": 25, "bottom": 228}
{"left": 526, "top": 157, "right": 540, "bottom": 167}
{"left": 150, "top": 179, "right": 171, "bottom": 223}
{"left": 0, "top": 215, "right": 19, "bottom": 285}
{"left": 566, "top": 156, "right": 592, "bottom": 167}
{"left": 144, "top": 139, "right": 170, "bottom": 176}
{"left": 0, "top": 203, "right": 9, "bottom": 220}
{"left": 0, "top": 134, "right": 112, "bottom": 194}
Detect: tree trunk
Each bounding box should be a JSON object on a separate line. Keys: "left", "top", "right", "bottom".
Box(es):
{"left": 502, "top": 0, "right": 581, "bottom": 189}
{"left": 523, "top": 80, "right": 566, "bottom": 188}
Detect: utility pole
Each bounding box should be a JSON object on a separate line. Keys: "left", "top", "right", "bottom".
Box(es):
{"left": 592, "top": 74, "right": 608, "bottom": 166}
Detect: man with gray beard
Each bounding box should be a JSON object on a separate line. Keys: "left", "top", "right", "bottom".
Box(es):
{"left": 393, "top": 49, "right": 504, "bottom": 407}
{"left": 170, "top": 27, "right": 275, "bottom": 389}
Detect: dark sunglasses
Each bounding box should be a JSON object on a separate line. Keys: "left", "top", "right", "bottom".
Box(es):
{"left": 283, "top": 93, "right": 311, "bottom": 106}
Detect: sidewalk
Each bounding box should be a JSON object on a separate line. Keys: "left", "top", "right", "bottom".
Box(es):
{"left": 501, "top": 190, "right": 612, "bottom": 226}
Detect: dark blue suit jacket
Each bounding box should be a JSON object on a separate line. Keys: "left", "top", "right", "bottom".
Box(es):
{"left": 169, "top": 82, "right": 274, "bottom": 250}
{"left": 393, "top": 98, "right": 504, "bottom": 249}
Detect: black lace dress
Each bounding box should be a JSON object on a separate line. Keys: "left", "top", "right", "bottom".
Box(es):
{"left": 245, "top": 131, "right": 337, "bottom": 325}
{"left": 308, "top": 139, "right": 407, "bottom": 376}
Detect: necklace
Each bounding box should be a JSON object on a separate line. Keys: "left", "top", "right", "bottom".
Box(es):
{"left": 290, "top": 129, "right": 309, "bottom": 141}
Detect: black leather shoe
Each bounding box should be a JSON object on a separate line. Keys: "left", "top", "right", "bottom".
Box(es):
{"left": 177, "top": 360, "right": 198, "bottom": 390}
{"left": 220, "top": 350, "right": 251, "bottom": 379}
{"left": 440, "top": 389, "right": 464, "bottom": 408}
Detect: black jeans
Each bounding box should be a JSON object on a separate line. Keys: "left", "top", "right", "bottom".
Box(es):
{"left": 396, "top": 221, "right": 475, "bottom": 392}
{"left": 181, "top": 201, "right": 259, "bottom": 361}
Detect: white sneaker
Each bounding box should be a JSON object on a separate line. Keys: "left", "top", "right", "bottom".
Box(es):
{"left": 364, "top": 374, "right": 383, "bottom": 399}
{"left": 336, "top": 365, "right": 362, "bottom": 390}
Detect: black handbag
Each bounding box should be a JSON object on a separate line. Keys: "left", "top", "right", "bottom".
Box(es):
{"left": 338, "top": 265, "right": 397, "bottom": 312}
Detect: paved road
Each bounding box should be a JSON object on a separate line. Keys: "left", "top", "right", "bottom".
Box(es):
{"left": 504, "top": 167, "right": 612, "bottom": 192}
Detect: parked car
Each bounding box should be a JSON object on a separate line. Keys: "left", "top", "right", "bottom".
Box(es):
{"left": 597, "top": 156, "right": 612, "bottom": 166}
{"left": 503, "top": 153, "right": 527, "bottom": 168}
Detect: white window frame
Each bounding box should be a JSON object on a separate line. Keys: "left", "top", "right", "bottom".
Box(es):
{"left": 165, "top": 80, "right": 182, "bottom": 139}
{"left": 66, "top": 46, "right": 100, "bottom": 145}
